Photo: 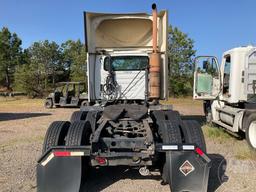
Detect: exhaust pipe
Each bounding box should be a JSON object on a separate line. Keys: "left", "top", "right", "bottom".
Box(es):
{"left": 149, "top": 3, "right": 161, "bottom": 99}
{"left": 152, "top": 3, "right": 158, "bottom": 53}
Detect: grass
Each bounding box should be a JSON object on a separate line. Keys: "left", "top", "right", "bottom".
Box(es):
{"left": 162, "top": 96, "right": 203, "bottom": 106}
{"left": 235, "top": 144, "right": 256, "bottom": 160}
{"left": 0, "top": 96, "right": 200, "bottom": 109}
{"left": 203, "top": 124, "right": 232, "bottom": 141}
{"left": 1, "top": 96, "right": 255, "bottom": 160}
{"left": 203, "top": 124, "right": 256, "bottom": 160}
{"left": 0, "top": 135, "right": 44, "bottom": 150}
{"left": 0, "top": 96, "right": 43, "bottom": 107}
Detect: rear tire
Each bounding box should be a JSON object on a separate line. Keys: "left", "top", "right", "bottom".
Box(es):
{"left": 42, "top": 121, "right": 70, "bottom": 153}
{"left": 165, "top": 110, "right": 182, "bottom": 125}
{"left": 70, "top": 111, "right": 88, "bottom": 123}
{"left": 65, "top": 121, "right": 92, "bottom": 146}
{"left": 65, "top": 121, "right": 92, "bottom": 184}
{"left": 182, "top": 120, "right": 206, "bottom": 152}
{"left": 44, "top": 99, "right": 53, "bottom": 109}
{"left": 161, "top": 120, "right": 183, "bottom": 144}
{"left": 159, "top": 120, "right": 182, "bottom": 185}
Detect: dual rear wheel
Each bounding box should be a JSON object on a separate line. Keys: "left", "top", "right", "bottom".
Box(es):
{"left": 156, "top": 111, "right": 206, "bottom": 185}
{"left": 42, "top": 111, "right": 91, "bottom": 153}
{"left": 42, "top": 110, "right": 207, "bottom": 190}
{"left": 156, "top": 111, "right": 206, "bottom": 152}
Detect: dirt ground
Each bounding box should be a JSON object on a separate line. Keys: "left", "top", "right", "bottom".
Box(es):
{"left": 0, "top": 97, "right": 256, "bottom": 192}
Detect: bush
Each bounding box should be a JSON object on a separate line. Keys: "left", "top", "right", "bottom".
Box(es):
{"left": 169, "top": 75, "right": 193, "bottom": 97}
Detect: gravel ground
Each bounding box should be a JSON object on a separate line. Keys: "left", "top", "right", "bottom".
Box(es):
{"left": 0, "top": 98, "right": 256, "bottom": 192}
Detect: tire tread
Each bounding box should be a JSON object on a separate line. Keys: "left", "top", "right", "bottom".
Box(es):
{"left": 70, "top": 111, "right": 87, "bottom": 123}
{"left": 66, "top": 121, "right": 90, "bottom": 146}
{"left": 42, "top": 121, "right": 70, "bottom": 153}
{"left": 182, "top": 120, "right": 206, "bottom": 152}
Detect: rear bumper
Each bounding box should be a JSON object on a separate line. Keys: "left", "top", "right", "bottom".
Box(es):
{"left": 37, "top": 144, "right": 211, "bottom": 166}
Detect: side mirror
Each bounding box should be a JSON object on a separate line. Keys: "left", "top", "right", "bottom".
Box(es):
{"left": 104, "top": 56, "right": 112, "bottom": 72}
{"left": 194, "top": 56, "right": 220, "bottom": 75}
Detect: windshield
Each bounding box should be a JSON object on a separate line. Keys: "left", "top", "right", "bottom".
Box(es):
{"left": 104, "top": 56, "right": 148, "bottom": 71}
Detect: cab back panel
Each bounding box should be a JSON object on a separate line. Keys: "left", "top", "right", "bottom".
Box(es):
{"left": 84, "top": 11, "right": 168, "bottom": 101}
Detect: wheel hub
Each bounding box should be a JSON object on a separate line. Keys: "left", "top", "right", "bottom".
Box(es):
{"left": 249, "top": 121, "right": 256, "bottom": 148}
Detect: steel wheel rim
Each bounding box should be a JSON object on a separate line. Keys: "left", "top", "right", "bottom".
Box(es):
{"left": 249, "top": 121, "right": 256, "bottom": 148}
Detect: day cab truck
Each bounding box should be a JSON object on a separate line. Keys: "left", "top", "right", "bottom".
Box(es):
{"left": 37, "top": 4, "right": 211, "bottom": 192}
{"left": 194, "top": 46, "right": 256, "bottom": 150}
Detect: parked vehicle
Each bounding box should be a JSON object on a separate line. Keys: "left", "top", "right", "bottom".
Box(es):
{"left": 37, "top": 4, "right": 211, "bottom": 192}
{"left": 194, "top": 45, "right": 256, "bottom": 149}
{"left": 44, "top": 82, "right": 88, "bottom": 108}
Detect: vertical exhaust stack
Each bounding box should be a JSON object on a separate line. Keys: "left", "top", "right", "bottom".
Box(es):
{"left": 149, "top": 3, "right": 161, "bottom": 99}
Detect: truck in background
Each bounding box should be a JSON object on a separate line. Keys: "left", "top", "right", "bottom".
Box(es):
{"left": 194, "top": 45, "right": 256, "bottom": 150}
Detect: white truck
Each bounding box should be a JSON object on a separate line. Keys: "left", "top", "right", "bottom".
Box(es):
{"left": 37, "top": 4, "right": 211, "bottom": 192}
{"left": 194, "top": 45, "right": 256, "bottom": 149}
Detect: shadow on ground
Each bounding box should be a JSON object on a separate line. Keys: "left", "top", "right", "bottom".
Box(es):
{"left": 208, "top": 154, "right": 228, "bottom": 192}
{"left": 0, "top": 112, "right": 51, "bottom": 121}
{"left": 80, "top": 154, "right": 227, "bottom": 192}
{"left": 80, "top": 166, "right": 162, "bottom": 192}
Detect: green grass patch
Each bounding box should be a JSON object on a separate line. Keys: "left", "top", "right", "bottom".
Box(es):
{"left": 162, "top": 97, "right": 201, "bottom": 105}
{"left": 203, "top": 124, "right": 256, "bottom": 160}
{"left": 235, "top": 144, "right": 256, "bottom": 160}
{"left": 0, "top": 135, "right": 44, "bottom": 149}
{"left": 203, "top": 124, "right": 232, "bottom": 141}
{"left": 0, "top": 97, "right": 43, "bottom": 107}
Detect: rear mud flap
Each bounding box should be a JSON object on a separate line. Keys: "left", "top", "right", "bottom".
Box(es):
{"left": 37, "top": 157, "right": 82, "bottom": 192}
{"left": 37, "top": 150, "right": 84, "bottom": 192}
{"left": 167, "top": 150, "right": 211, "bottom": 192}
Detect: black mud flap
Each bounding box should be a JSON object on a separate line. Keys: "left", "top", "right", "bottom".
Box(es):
{"left": 167, "top": 149, "right": 211, "bottom": 192}
{"left": 37, "top": 147, "right": 90, "bottom": 192}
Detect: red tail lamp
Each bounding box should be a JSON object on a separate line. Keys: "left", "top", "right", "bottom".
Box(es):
{"left": 95, "top": 156, "right": 107, "bottom": 165}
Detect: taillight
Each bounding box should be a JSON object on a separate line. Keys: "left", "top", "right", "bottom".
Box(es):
{"left": 53, "top": 151, "right": 71, "bottom": 157}
{"left": 195, "top": 147, "right": 204, "bottom": 156}
{"left": 95, "top": 156, "right": 107, "bottom": 165}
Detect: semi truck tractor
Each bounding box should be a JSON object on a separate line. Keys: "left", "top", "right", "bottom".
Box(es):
{"left": 37, "top": 4, "right": 211, "bottom": 192}
{"left": 194, "top": 45, "right": 256, "bottom": 150}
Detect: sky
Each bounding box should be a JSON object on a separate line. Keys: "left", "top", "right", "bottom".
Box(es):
{"left": 0, "top": 0, "right": 256, "bottom": 59}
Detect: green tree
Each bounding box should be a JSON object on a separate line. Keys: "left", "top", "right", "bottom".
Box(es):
{"left": 28, "top": 40, "right": 63, "bottom": 89}
{"left": 14, "top": 48, "right": 45, "bottom": 97}
{"left": 14, "top": 40, "right": 65, "bottom": 97}
{"left": 62, "top": 40, "right": 87, "bottom": 84}
{"left": 168, "top": 25, "right": 196, "bottom": 96}
{"left": 14, "top": 62, "right": 45, "bottom": 97}
{"left": 0, "top": 27, "right": 22, "bottom": 90}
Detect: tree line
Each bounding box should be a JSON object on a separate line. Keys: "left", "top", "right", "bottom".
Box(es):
{"left": 0, "top": 26, "right": 195, "bottom": 97}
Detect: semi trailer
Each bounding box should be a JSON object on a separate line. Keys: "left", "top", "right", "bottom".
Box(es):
{"left": 37, "top": 4, "right": 211, "bottom": 192}
{"left": 194, "top": 46, "right": 256, "bottom": 150}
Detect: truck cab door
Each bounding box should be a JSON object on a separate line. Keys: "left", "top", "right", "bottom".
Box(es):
{"left": 193, "top": 56, "right": 221, "bottom": 100}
